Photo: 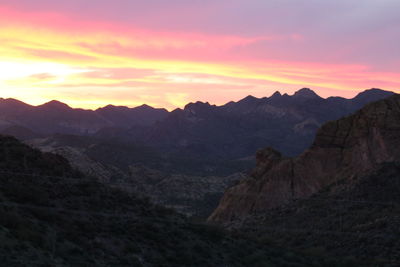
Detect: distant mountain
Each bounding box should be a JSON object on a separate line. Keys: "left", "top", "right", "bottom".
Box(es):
{"left": 96, "top": 104, "right": 168, "bottom": 127}
{"left": 0, "top": 99, "right": 168, "bottom": 135}
{"left": 0, "top": 88, "right": 395, "bottom": 175}
{"left": 0, "top": 98, "right": 32, "bottom": 115}
{"left": 119, "top": 88, "right": 394, "bottom": 172}
{"left": 0, "top": 135, "right": 336, "bottom": 266}
{"left": 209, "top": 94, "right": 400, "bottom": 223}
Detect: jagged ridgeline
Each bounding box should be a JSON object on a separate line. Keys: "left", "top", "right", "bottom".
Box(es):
{"left": 0, "top": 88, "right": 394, "bottom": 176}
{"left": 0, "top": 136, "right": 343, "bottom": 266}
{"left": 209, "top": 94, "right": 400, "bottom": 265}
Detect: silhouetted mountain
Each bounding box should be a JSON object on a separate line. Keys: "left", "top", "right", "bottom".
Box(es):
{"left": 96, "top": 104, "right": 168, "bottom": 126}
{"left": 25, "top": 101, "right": 108, "bottom": 134}
{"left": 124, "top": 88, "right": 394, "bottom": 174}
{"left": 0, "top": 88, "right": 395, "bottom": 176}
{"left": 0, "top": 99, "right": 168, "bottom": 135}
{"left": 0, "top": 98, "right": 32, "bottom": 129}
{"left": 0, "top": 98, "right": 32, "bottom": 115}
{"left": 0, "top": 135, "right": 336, "bottom": 266}
{"left": 352, "top": 88, "right": 394, "bottom": 106}
{"left": 37, "top": 100, "right": 71, "bottom": 110}
{"left": 293, "top": 87, "right": 322, "bottom": 99}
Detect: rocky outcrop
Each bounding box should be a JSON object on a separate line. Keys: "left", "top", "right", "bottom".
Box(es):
{"left": 209, "top": 94, "right": 400, "bottom": 223}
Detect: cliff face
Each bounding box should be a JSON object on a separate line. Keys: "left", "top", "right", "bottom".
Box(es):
{"left": 209, "top": 94, "right": 400, "bottom": 223}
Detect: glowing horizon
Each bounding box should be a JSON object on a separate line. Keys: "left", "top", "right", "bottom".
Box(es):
{"left": 0, "top": 1, "right": 399, "bottom": 110}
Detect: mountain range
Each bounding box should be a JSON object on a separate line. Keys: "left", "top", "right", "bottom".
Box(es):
{"left": 130, "top": 88, "right": 393, "bottom": 160}
{"left": 0, "top": 88, "right": 394, "bottom": 176}
{"left": 0, "top": 99, "right": 168, "bottom": 135}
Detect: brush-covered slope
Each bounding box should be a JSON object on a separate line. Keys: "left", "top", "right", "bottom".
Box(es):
{"left": 233, "top": 162, "right": 400, "bottom": 265}
{"left": 27, "top": 134, "right": 244, "bottom": 217}
{"left": 209, "top": 94, "right": 400, "bottom": 223}
{"left": 0, "top": 135, "right": 335, "bottom": 266}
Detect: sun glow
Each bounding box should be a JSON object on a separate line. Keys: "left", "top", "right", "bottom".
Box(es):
{"left": 0, "top": 61, "right": 87, "bottom": 84}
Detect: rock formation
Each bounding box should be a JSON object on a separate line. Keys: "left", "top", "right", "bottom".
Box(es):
{"left": 209, "top": 94, "right": 400, "bottom": 223}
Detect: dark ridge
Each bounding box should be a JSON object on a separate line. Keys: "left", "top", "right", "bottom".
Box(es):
{"left": 293, "top": 88, "right": 321, "bottom": 98}
{"left": 38, "top": 100, "right": 71, "bottom": 110}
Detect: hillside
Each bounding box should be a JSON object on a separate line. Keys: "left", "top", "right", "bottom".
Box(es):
{"left": 0, "top": 135, "right": 338, "bottom": 266}
{"left": 209, "top": 94, "right": 400, "bottom": 223}
{"left": 27, "top": 134, "right": 244, "bottom": 217}
{"left": 207, "top": 94, "right": 400, "bottom": 265}
{"left": 232, "top": 163, "right": 400, "bottom": 265}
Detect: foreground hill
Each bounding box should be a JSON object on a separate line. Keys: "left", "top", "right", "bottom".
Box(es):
{"left": 234, "top": 162, "right": 400, "bottom": 265}
{"left": 0, "top": 135, "right": 336, "bottom": 266}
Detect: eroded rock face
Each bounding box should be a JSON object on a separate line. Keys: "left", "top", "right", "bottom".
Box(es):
{"left": 251, "top": 147, "right": 283, "bottom": 178}
{"left": 209, "top": 94, "right": 400, "bottom": 223}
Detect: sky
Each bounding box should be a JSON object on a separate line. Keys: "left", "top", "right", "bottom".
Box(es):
{"left": 0, "top": 0, "right": 399, "bottom": 110}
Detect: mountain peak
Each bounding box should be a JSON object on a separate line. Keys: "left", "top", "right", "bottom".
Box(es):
{"left": 135, "top": 104, "right": 154, "bottom": 110}
{"left": 293, "top": 88, "right": 320, "bottom": 99}
{"left": 0, "top": 98, "right": 32, "bottom": 108}
{"left": 39, "top": 100, "right": 71, "bottom": 109}
{"left": 99, "top": 104, "right": 118, "bottom": 110}
{"left": 237, "top": 95, "right": 260, "bottom": 105}
{"left": 272, "top": 91, "right": 282, "bottom": 96}
{"left": 184, "top": 101, "right": 211, "bottom": 109}
{"left": 353, "top": 88, "right": 394, "bottom": 101}
{"left": 270, "top": 91, "right": 282, "bottom": 98}
{"left": 243, "top": 95, "right": 257, "bottom": 101}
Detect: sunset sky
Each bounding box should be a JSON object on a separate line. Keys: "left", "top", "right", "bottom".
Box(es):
{"left": 0, "top": 0, "right": 399, "bottom": 110}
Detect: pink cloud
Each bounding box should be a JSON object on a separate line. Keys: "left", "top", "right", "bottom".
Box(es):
{"left": 0, "top": 2, "right": 399, "bottom": 109}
